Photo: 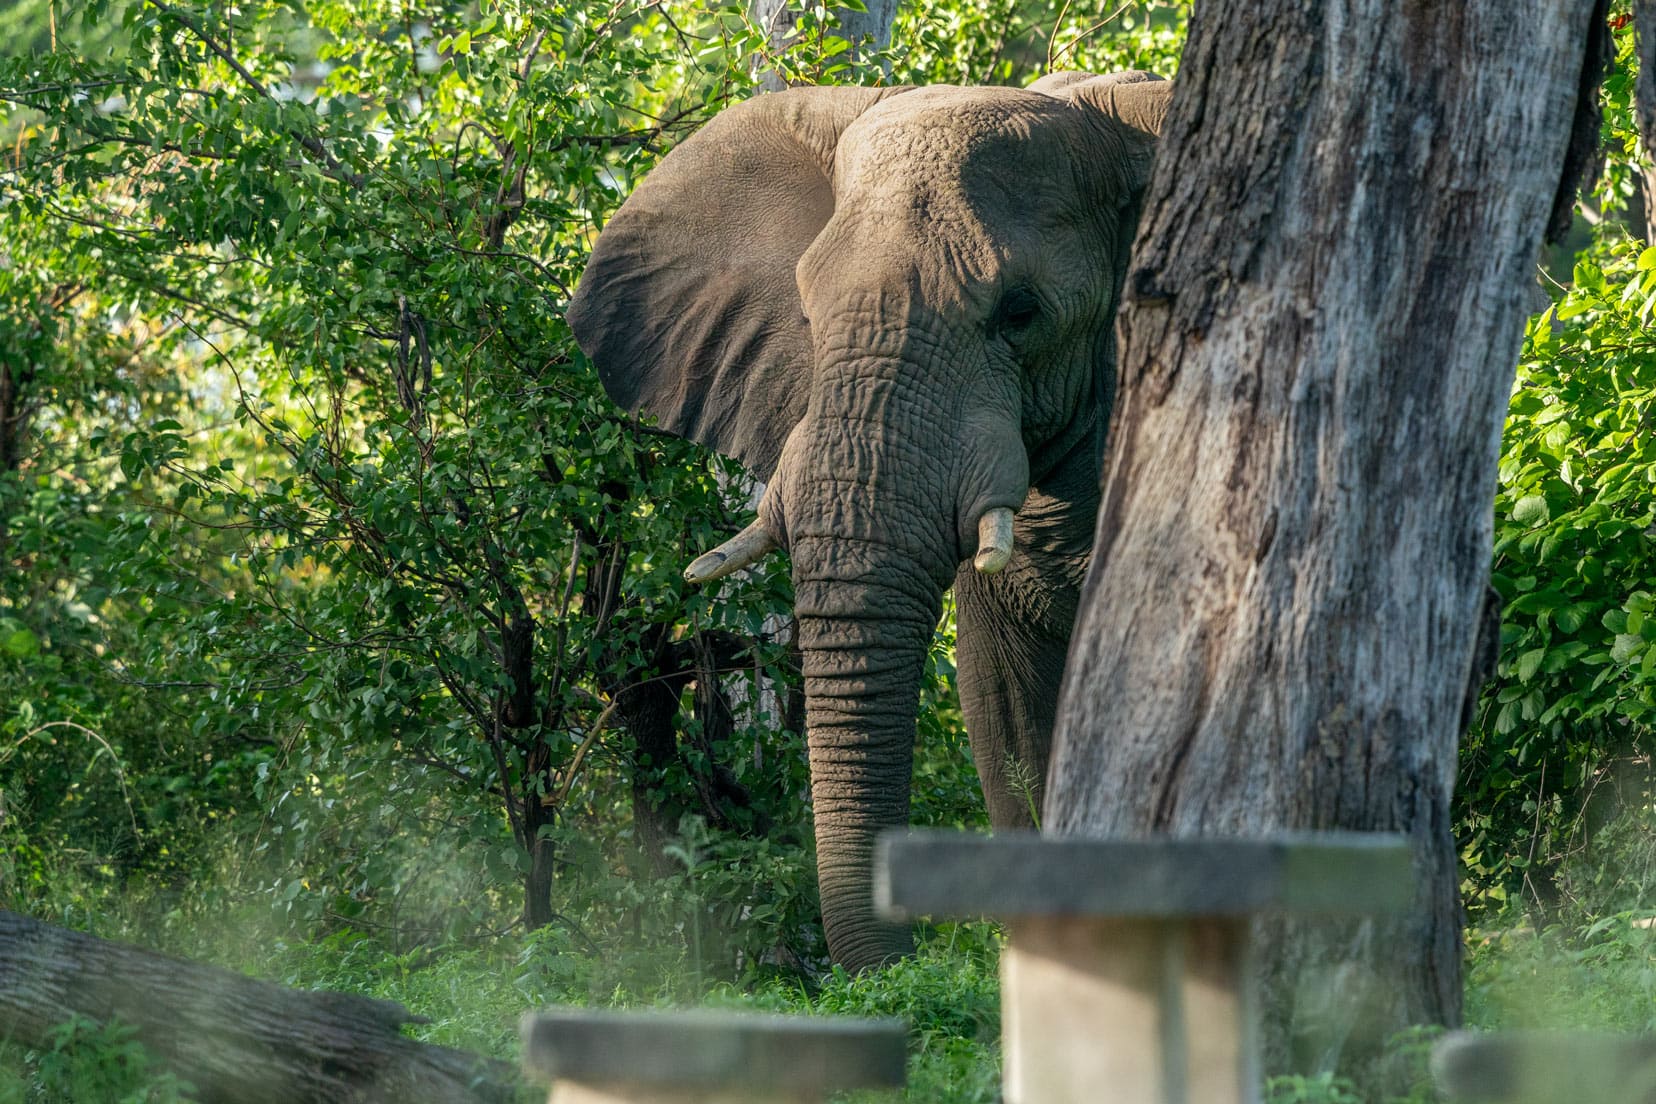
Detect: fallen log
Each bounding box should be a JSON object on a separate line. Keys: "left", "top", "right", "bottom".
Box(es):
{"left": 0, "top": 909, "right": 519, "bottom": 1103}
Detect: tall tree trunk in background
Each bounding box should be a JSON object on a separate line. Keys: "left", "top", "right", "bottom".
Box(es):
{"left": 1636, "top": 1, "right": 1656, "bottom": 237}
{"left": 1046, "top": 0, "right": 1607, "bottom": 1083}
{"left": 750, "top": 0, "right": 900, "bottom": 92}
{"left": 0, "top": 361, "right": 29, "bottom": 557}
{"left": 0, "top": 289, "right": 55, "bottom": 559}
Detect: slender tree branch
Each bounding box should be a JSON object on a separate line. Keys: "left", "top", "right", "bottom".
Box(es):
{"left": 146, "top": 0, "right": 364, "bottom": 185}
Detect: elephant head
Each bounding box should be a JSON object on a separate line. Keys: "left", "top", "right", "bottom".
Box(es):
{"left": 567, "top": 71, "right": 1171, "bottom": 971}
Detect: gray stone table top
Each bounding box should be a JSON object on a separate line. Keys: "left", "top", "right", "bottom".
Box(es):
{"left": 1432, "top": 1030, "right": 1656, "bottom": 1104}
{"left": 875, "top": 830, "right": 1412, "bottom": 921}
{"left": 520, "top": 1008, "right": 907, "bottom": 1094}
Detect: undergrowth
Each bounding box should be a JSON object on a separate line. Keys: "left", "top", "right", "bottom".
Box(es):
{"left": 0, "top": 905, "right": 1002, "bottom": 1103}
{"left": 8, "top": 885, "right": 1655, "bottom": 1104}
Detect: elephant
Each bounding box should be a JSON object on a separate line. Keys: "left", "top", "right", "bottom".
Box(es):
{"left": 566, "top": 70, "right": 1173, "bottom": 972}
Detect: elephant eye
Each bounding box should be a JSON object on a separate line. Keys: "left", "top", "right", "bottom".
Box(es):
{"left": 991, "top": 287, "right": 1041, "bottom": 342}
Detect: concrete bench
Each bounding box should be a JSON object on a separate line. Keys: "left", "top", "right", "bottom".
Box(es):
{"left": 876, "top": 830, "right": 1412, "bottom": 1104}
{"left": 519, "top": 1007, "right": 907, "bottom": 1103}
{"left": 1433, "top": 1030, "right": 1656, "bottom": 1104}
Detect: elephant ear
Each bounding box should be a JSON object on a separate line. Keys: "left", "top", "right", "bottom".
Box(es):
{"left": 567, "top": 86, "right": 912, "bottom": 481}
{"left": 1029, "top": 70, "right": 1171, "bottom": 195}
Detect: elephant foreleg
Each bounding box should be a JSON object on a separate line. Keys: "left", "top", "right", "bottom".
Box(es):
{"left": 953, "top": 561, "right": 1078, "bottom": 830}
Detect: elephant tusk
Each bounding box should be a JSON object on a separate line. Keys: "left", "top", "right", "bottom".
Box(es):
{"left": 973, "top": 507, "right": 1015, "bottom": 575}
{"left": 683, "top": 520, "right": 780, "bottom": 584}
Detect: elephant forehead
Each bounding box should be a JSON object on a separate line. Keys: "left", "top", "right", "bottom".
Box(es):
{"left": 836, "top": 87, "right": 1083, "bottom": 209}
{"left": 806, "top": 92, "right": 1093, "bottom": 311}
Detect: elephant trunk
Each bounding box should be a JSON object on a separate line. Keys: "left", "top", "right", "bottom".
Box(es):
{"left": 792, "top": 564, "right": 938, "bottom": 971}
{"left": 770, "top": 336, "right": 1028, "bottom": 971}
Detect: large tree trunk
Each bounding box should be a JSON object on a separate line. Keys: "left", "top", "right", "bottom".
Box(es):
{"left": 0, "top": 910, "right": 517, "bottom": 1103}
{"left": 1636, "top": 1, "right": 1656, "bottom": 238}
{"left": 1046, "top": 0, "right": 1606, "bottom": 1082}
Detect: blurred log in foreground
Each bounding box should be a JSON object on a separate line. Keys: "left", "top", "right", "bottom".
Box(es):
{"left": 0, "top": 909, "right": 518, "bottom": 1103}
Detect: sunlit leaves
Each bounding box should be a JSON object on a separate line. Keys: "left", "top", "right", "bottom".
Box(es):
{"left": 0, "top": 0, "right": 1199, "bottom": 946}
{"left": 885, "top": 0, "right": 1186, "bottom": 88}
{"left": 0, "top": 0, "right": 812, "bottom": 931}
{"left": 1462, "top": 234, "right": 1656, "bottom": 911}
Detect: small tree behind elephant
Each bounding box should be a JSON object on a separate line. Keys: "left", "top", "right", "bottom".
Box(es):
{"left": 567, "top": 71, "right": 1172, "bottom": 972}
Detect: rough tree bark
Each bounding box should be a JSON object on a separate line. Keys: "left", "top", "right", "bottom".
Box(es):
{"left": 1045, "top": 0, "right": 1607, "bottom": 1079}
{"left": 0, "top": 910, "right": 516, "bottom": 1103}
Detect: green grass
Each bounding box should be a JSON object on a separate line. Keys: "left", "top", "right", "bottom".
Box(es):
{"left": 268, "top": 922, "right": 1005, "bottom": 1103}
{"left": 0, "top": 899, "right": 1001, "bottom": 1103}
{"left": 7, "top": 832, "right": 1656, "bottom": 1103}
{"left": 6, "top": 912, "right": 1654, "bottom": 1104}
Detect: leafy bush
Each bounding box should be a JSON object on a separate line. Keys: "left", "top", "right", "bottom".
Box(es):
{"left": 0, "top": 1018, "right": 193, "bottom": 1104}
{"left": 1457, "top": 7, "right": 1656, "bottom": 920}
{"left": 2, "top": 0, "right": 814, "bottom": 943}
{"left": 1459, "top": 235, "right": 1656, "bottom": 916}
{"left": 1265, "top": 1073, "right": 1365, "bottom": 1104}
{"left": 891, "top": 0, "right": 1187, "bottom": 86}
{"left": 1467, "top": 915, "right": 1656, "bottom": 1035}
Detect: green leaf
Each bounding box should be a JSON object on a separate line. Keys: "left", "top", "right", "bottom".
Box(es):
{"left": 1611, "top": 634, "right": 1643, "bottom": 664}
{"left": 1511, "top": 494, "right": 1550, "bottom": 525}
{"left": 3, "top": 627, "right": 39, "bottom": 659}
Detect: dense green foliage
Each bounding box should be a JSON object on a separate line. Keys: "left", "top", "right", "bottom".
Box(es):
{"left": 1460, "top": 236, "right": 1656, "bottom": 918}
{"left": 3, "top": 1, "right": 1655, "bottom": 1102}
{"left": 2, "top": 0, "right": 819, "bottom": 950}
{"left": 0, "top": 2, "right": 1180, "bottom": 1100}
{"left": 1458, "top": 14, "right": 1656, "bottom": 923}
{"left": 0, "top": 0, "right": 1184, "bottom": 943}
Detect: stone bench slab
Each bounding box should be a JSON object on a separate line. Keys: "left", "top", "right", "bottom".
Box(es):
{"left": 520, "top": 1008, "right": 906, "bottom": 1097}
{"left": 876, "top": 830, "right": 1411, "bottom": 921}
{"left": 1433, "top": 1030, "right": 1656, "bottom": 1104}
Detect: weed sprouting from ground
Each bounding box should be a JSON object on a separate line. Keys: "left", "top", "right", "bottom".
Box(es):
{"left": 0, "top": 1018, "right": 194, "bottom": 1104}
